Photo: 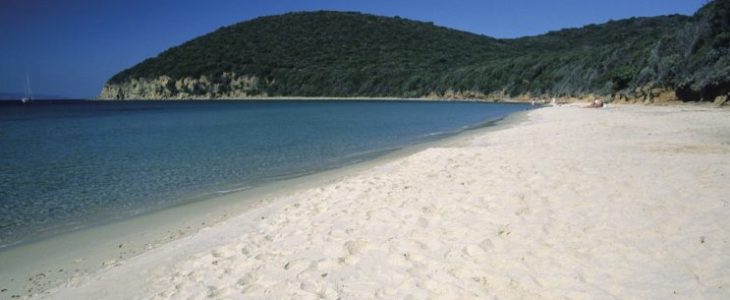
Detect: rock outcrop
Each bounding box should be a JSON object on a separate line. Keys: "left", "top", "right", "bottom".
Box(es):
{"left": 99, "top": 73, "right": 264, "bottom": 100}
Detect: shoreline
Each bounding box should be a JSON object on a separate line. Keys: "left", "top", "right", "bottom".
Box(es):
{"left": 0, "top": 105, "right": 533, "bottom": 298}
{"left": 92, "top": 96, "right": 514, "bottom": 103}
{"left": 91, "top": 96, "right": 728, "bottom": 109}
{"left": 91, "top": 93, "right": 726, "bottom": 107}
{"left": 13, "top": 103, "right": 730, "bottom": 299}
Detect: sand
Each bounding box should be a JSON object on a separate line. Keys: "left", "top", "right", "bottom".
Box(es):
{"left": 30, "top": 104, "right": 730, "bottom": 299}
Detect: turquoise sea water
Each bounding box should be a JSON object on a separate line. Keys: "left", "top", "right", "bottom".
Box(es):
{"left": 0, "top": 100, "right": 529, "bottom": 248}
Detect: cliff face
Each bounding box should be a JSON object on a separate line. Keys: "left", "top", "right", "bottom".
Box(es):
{"left": 98, "top": 80, "right": 693, "bottom": 103}
{"left": 99, "top": 73, "right": 263, "bottom": 100}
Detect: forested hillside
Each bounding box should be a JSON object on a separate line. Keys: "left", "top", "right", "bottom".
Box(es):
{"left": 101, "top": 0, "right": 729, "bottom": 103}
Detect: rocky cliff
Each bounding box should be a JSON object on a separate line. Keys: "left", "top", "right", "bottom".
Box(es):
{"left": 99, "top": 73, "right": 264, "bottom": 100}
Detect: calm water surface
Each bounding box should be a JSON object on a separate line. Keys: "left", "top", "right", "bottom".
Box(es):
{"left": 0, "top": 100, "right": 529, "bottom": 248}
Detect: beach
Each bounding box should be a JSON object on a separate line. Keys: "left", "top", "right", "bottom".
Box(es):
{"left": 29, "top": 103, "right": 730, "bottom": 299}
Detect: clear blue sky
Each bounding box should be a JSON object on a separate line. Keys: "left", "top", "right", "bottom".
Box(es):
{"left": 0, "top": 0, "right": 707, "bottom": 98}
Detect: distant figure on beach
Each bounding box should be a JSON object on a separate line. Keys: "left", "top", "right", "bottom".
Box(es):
{"left": 551, "top": 97, "right": 557, "bottom": 106}
{"left": 587, "top": 99, "right": 605, "bottom": 108}
{"left": 531, "top": 100, "right": 536, "bottom": 106}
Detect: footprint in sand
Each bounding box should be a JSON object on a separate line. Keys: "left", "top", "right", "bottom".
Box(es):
{"left": 337, "top": 240, "right": 370, "bottom": 265}
{"left": 448, "top": 267, "right": 475, "bottom": 280}
{"left": 211, "top": 246, "right": 237, "bottom": 259}
{"left": 479, "top": 238, "right": 495, "bottom": 251}
{"left": 463, "top": 245, "right": 485, "bottom": 258}
{"left": 344, "top": 240, "right": 369, "bottom": 256}
{"left": 283, "top": 258, "right": 311, "bottom": 273}
{"left": 514, "top": 206, "right": 531, "bottom": 216}
{"left": 295, "top": 259, "right": 337, "bottom": 281}
{"left": 497, "top": 224, "right": 512, "bottom": 238}
{"left": 236, "top": 273, "right": 259, "bottom": 288}
{"left": 418, "top": 216, "right": 430, "bottom": 228}
{"left": 300, "top": 279, "right": 337, "bottom": 298}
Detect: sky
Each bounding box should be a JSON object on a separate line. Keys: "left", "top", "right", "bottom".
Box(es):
{"left": 0, "top": 0, "right": 708, "bottom": 98}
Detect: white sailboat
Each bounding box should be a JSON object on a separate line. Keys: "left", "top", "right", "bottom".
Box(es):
{"left": 21, "top": 74, "right": 33, "bottom": 103}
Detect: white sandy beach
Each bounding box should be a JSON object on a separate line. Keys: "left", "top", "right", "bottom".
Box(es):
{"left": 31, "top": 104, "right": 730, "bottom": 299}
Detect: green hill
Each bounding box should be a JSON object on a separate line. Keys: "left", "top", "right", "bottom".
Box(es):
{"left": 100, "top": 0, "right": 730, "bottom": 103}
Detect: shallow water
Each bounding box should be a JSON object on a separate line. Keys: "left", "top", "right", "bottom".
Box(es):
{"left": 0, "top": 100, "right": 529, "bottom": 248}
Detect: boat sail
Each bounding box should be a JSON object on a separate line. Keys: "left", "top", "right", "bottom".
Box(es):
{"left": 21, "top": 73, "right": 33, "bottom": 103}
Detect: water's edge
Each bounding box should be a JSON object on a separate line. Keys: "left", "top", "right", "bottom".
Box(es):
{"left": 0, "top": 100, "right": 528, "bottom": 249}
{"left": 0, "top": 105, "right": 535, "bottom": 298}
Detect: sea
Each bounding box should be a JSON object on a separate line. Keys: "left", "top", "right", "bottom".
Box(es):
{"left": 0, "top": 100, "right": 530, "bottom": 249}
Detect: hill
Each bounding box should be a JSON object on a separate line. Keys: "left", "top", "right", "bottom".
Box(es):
{"left": 100, "top": 1, "right": 730, "bottom": 103}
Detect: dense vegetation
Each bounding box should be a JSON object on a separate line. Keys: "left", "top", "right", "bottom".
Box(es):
{"left": 107, "top": 0, "right": 729, "bottom": 101}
